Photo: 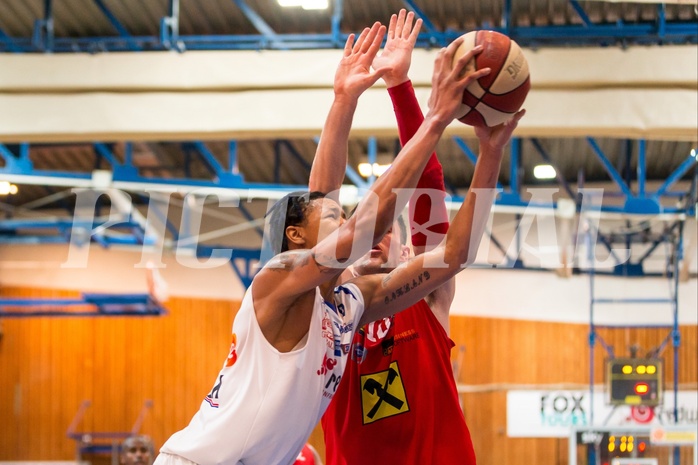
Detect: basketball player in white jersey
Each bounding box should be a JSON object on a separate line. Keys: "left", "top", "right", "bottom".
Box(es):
{"left": 155, "top": 18, "right": 516, "bottom": 465}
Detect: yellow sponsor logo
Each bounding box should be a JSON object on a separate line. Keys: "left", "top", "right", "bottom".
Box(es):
{"left": 360, "top": 361, "right": 410, "bottom": 424}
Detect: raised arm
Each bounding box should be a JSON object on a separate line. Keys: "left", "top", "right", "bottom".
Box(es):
{"left": 355, "top": 109, "right": 526, "bottom": 326}
{"left": 390, "top": 78, "right": 455, "bottom": 328}
{"left": 315, "top": 38, "right": 490, "bottom": 271}
{"left": 372, "top": 11, "right": 450, "bottom": 257}
{"left": 255, "top": 36, "right": 490, "bottom": 305}
{"left": 308, "top": 23, "right": 387, "bottom": 195}
{"left": 373, "top": 10, "right": 454, "bottom": 325}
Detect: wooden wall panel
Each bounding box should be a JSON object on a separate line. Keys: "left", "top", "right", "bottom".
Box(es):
{"left": 1, "top": 287, "right": 695, "bottom": 464}
{"left": 451, "top": 316, "right": 697, "bottom": 465}
{"left": 0, "top": 286, "right": 238, "bottom": 459}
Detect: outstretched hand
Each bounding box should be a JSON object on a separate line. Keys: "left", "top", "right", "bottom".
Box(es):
{"left": 474, "top": 109, "right": 526, "bottom": 153}
{"left": 334, "top": 22, "right": 388, "bottom": 100}
{"left": 372, "top": 9, "right": 422, "bottom": 88}
{"left": 426, "top": 37, "right": 490, "bottom": 129}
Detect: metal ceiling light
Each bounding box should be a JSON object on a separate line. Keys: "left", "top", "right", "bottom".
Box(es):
{"left": 301, "top": 0, "right": 329, "bottom": 9}
{"left": 533, "top": 164, "right": 556, "bottom": 180}
{"left": 0, "top": 181, "right": 18, "bottom": 195}
{"left": 358, "top": 163, "right": 390, "bottom": 178}
{"left": 277, "top": 0, "right": 328, "bottom": 9}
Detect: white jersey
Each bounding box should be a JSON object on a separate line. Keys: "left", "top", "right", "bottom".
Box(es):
{"left": 160, "top": 282, "right": 365, "bottom": 465}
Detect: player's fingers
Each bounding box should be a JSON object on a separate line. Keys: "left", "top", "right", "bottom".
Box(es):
{"left": 510, "top": 109, "right": 526, "bottom": 125}
{"left": 408, "top": 18, "right": 422, "bottom": 44}
{"left": 353, "top": 27, "right": 371, "bottom": 53}
{"left": 395, "top": 9, "right": 406, "bottom": 36}
{"left": 401, "top": 11, "right": 415, "bottom": 39}
{"left": 365, "top": 25, "right": 387, "bottom": 57}
{"left": 440, "top": 35, "right": 466, "bottom": 71}
{"left": 460, "top": 67, "right": 490, "bottom": 85}
{"left": 387, "top": 14, "right": 397, "bottom": 41}
{"left": 343, "top": 33, "right": 356, "bottom": 56}
{"left": 445, "top": 35, "right": 465, "bottom": 54}
{"left": 360, "top": 22, "right": 383, "bottom": 53}
{"left": 450, "top": 43, "right": 482, "bottom": 78}
{"left": 455, "top": 43, "right": 483, "bottom": 68}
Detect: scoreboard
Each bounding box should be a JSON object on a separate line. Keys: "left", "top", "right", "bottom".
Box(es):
{"left": 607, "top": 358, "right": 663, "bottom": 406}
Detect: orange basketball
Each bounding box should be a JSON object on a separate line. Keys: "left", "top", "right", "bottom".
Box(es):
{"left": 453, "top": 30, "right": 530, "bottom": 127}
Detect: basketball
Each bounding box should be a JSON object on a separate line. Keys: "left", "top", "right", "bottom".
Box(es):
{"left": 453, "top": 30, "right": 530, "bottom": 127}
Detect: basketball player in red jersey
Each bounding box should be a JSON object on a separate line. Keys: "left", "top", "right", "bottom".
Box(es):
{"left": 317, "top": 10, "right": 523, "bottom": 464}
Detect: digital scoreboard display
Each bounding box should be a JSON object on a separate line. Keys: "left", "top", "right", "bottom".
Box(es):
{"left": 606, "top": 358, "right": 663, "bottom": 406}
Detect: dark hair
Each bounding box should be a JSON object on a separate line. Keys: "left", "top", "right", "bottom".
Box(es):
{"left": 264, "top": 191, "right": 327, "bottom": 254}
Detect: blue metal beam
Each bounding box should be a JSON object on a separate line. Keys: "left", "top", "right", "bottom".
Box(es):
{"left": 453, "top": 136, "right": 504, "bottom": 190}
{"left": 0, "top": 217, "right": 147, "bottom": 246}
{"left": 401, "top": 0, "right": 438, "bottom": 34}
{"left": 181, "top": 141, "right": 244, "bottom": 184}
{"left": 160, "top": 0, "right": 181, "bottom": 51}
{"left": 228, "top": 141, "right": 238, "bottom": 174}
{"left": 223, "top": 247, "right": 261, "bottom": 289}
{"left": 134, "top": 192, "right": 180, "bottom": 241}
{"left": 275, "top": 140, "right": 311, "bottom": 185}
{"left": 568, "top": 0, "right": 593, "bottom": 27}
{"left": 330, "top": 0, "right": 344, "bottom": 47}
{"left": 1, "top": 139, "right": 695, "bottom": 221}
{"left": 2, "top": 19, "right": 696, "bottom": 53}
{"left": 587, "top": 137, "right": 634, "bottom": 198}
{"left": 232, "top": 0, "right": 278, "bottom": 41}
{"left": 92, "top": 0, "right": 142, "bottom": 51}
{"left": 636, "top": 221, "right": 680, "bottom": 265}
{"left": 32, "top": 0, "right": 54, "bottom": 52}
{"left": 93, "top": 142, "right": 121, "bottom": 168}
{"left": 510, "top": 23, "right": 698, "bottom": 45}
{"left": 0, "top": 26, "right": 22, "bottom": 53}
{"left": 344, "top": 165, "right": 368, "bottom": 189}
{"left": 92, "top": 142, "right": 138, "bottom": 178}
{"left": 655, "top": 150, "right": 698, "bottom": 198}
{"left": 657, "top": 3, "right": 667, "bottom": 39}
{"left": 236, "top": 203, "right": 264, "bottom": 238}
{"left": 637, "top": 139, "right": 647, "bottom": 197}
{"left": 0, "top": 293, "right": 166, "bottom": 318}
{"left": 188, "top": 142, "right": 228, "bottom": 178}
{"left": 0, "top": 143, "right": 32, "bottom": 171}
{"left": 502, "top": 0, "right": 513, "bottom": 36}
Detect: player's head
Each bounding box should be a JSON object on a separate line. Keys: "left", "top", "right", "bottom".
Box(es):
{"left": 264, "top": 191, "right": 345, "bottom": 253}
{"left": 120, "top": 435, "right": 154, "bottom": 465}
{"left": 352, "top": 209, "right": 410, "bottom": 275}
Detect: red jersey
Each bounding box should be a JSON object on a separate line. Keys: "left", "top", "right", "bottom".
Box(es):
{"left": 322, "top": 299, "right": 476, "bottom": 464}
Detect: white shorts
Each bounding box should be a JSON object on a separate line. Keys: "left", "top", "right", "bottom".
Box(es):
{"left": 153, "top": 453, "right": 199, "bottom": 465}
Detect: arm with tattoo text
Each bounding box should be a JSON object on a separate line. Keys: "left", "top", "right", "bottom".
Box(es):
{"left": 354, "top": 109, "right": 525, "bottom": 327}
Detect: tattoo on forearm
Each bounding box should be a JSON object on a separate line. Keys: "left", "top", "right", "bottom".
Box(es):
{"left": 383, "top": 271, "right": 431, "bottom": 305}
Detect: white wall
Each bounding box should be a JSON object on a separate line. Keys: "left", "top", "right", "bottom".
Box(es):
{"left": 0, "top": 243, "right": 246, "bottom": 302}
{"left": 454, "top": 268, "right": 697, "bottom": 325}
{"left": 1, "top": 240, "right": 695, "bottom": 324}
{"left": 1, "top": 45, "right": 696, "bottom": 142}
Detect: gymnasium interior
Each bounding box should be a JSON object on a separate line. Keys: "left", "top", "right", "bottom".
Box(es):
{"left": 0, "top": 0, "right": 696, "bottom": 464}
